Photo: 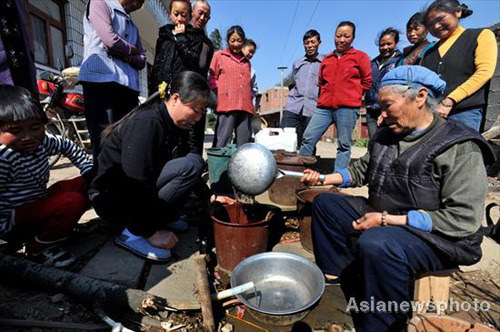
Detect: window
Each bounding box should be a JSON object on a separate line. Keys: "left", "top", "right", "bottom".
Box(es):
{"left": 25, "top": 0, "right": 67, "bottom": 68}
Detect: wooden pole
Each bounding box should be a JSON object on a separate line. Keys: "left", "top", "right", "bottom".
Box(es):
{"left": 194, "top": 254, "right": 215, "bottom": 332}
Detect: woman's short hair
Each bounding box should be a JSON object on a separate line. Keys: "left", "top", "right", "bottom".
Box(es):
{"left": 407, "top": 12, "right": 426, "bottom": 30}
{"left": 226, "top": 25, "right": 245, "bottom": 42}
{"left": 377, "top": 27, "right": 400, "bottom": 45}
{"left": 424, "top": 0, "right": 473, "bottom": 24}
{"left": 336, "top": 21, "right": 356, "bottom": 38}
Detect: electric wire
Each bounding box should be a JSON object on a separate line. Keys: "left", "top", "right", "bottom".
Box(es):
{"left": 278, "top": 0, "right": 301, "bottom": 66}
{"left": 286, "top": 0, "right": 321, "bottom": 66}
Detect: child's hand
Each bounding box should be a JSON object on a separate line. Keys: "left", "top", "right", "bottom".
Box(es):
{"left": 147, "top": 230, "right": 179, "bottom": 249}
{"left": 174, "top": 23, "right": 186, "bottom": 35}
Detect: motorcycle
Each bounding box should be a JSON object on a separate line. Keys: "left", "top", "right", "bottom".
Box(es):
{"left": 37, "top": 68, "right": 90, "bottom": 167}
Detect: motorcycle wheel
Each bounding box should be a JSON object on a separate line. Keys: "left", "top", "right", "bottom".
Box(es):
{"left": 46, "top": 122, "right": 63, "bottom": 167}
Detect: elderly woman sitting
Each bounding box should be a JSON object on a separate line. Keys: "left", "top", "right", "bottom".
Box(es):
{"left": 301, "top": 66, "right": 494, "bottom": 332}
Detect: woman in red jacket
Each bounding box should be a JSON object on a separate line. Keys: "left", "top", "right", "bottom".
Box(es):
{"left": 299, "top": 21, "right": 372, "bottom": 170}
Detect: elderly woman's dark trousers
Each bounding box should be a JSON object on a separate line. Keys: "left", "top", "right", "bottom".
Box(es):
{"left": 312, "top": 193, "right": 447, "bottom": 332}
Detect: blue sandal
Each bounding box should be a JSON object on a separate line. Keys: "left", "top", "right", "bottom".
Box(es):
{"left": 114, "top": 231, "right": 172, "bottom": 262}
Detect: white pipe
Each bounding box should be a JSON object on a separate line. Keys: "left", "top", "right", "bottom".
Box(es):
{"left": 212, "top": 282, "right": 255, "bottom": 301}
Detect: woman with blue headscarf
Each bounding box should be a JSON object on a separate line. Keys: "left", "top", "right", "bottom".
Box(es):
{"left": 301, "top": 66, "right": 494, "bottom": 332}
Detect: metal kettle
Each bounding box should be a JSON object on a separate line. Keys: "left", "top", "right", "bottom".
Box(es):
{"left": 228, "top": 143, "right": 277, "bottom": 196}
{"left": 227, "top": 143, "right": 325, "bottom": 197}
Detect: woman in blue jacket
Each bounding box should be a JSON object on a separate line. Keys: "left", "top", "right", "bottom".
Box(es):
{"left": 398, "top": 12, "right": 434, "bottom": 66}
{"left": 365, "top": 28, "right": 403, "bottom": 138}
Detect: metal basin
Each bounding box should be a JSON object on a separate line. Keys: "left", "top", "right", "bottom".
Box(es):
{"left": 230, "top": 252, "right": 325, "bottom": 319}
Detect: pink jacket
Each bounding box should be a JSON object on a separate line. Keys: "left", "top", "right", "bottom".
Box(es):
{"left": 209, "top": 48, "right": 253, "bottom": 114}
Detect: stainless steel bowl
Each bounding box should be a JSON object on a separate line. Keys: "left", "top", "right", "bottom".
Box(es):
{"left": 230, "top": 252, "right": 325, "bottom": 316}
{"left": 227, "top": 143, "right": 277, "bottom": 196}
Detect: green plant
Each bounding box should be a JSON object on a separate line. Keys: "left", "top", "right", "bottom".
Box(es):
{"left": 354, "top": 138, "right": 368, "bottom": 148}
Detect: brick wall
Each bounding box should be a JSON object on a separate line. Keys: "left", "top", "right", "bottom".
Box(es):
{"left": 259, "top": 87, "right": 289, "bottom": 113}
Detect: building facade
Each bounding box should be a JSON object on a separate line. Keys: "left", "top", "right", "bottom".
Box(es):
{"left": 258, "top": 86, "right": 289, "bottom": 128}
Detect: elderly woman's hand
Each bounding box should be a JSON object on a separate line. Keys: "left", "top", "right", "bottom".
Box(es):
{"left": 300, "top": 169, "right": 323, "bottom": 186}
{"left": 353, "top": 212, "right": 407, "bottom": 230}
{"left": 352, "top": 212, "right": 384, "bottom": 231}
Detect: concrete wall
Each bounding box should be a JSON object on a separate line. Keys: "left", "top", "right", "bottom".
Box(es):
{"left": 485, "top": 23, "right": 500, "bottom": 131}
{"left": 65, "top": 0, "right": 86, "bottom": 68}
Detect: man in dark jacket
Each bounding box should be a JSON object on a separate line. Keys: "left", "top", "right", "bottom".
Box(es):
{"left": 301, "top": 66, "right": 494, "bottom": 332}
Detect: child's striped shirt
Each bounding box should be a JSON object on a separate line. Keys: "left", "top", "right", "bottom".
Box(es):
{"left": 0, "top": 134, "right": 93, "bottom": 235}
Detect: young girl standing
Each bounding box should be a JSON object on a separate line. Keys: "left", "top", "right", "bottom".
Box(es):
{"left": 90, "top": 71, "right": 233, "bottom": 262}
{"left": 210, "top": 26, "right": 253, "bottom": 147}
{"left": 153, "top": 0, "right": 215, "bottom": 155}
{"left": 153, "top": 0, "right": 193, "bottom": 86}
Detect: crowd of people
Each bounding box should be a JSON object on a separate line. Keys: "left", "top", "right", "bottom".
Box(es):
{"left": 286, "top": 0, "right": 497, "bottom": 166}
{"left": 0, "top": 0, "right": 498, "bottom": 330}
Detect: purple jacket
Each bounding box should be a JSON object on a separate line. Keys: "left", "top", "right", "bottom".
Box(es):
{"left": 0, "top": 0, "right": 38, "bottom": 95}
